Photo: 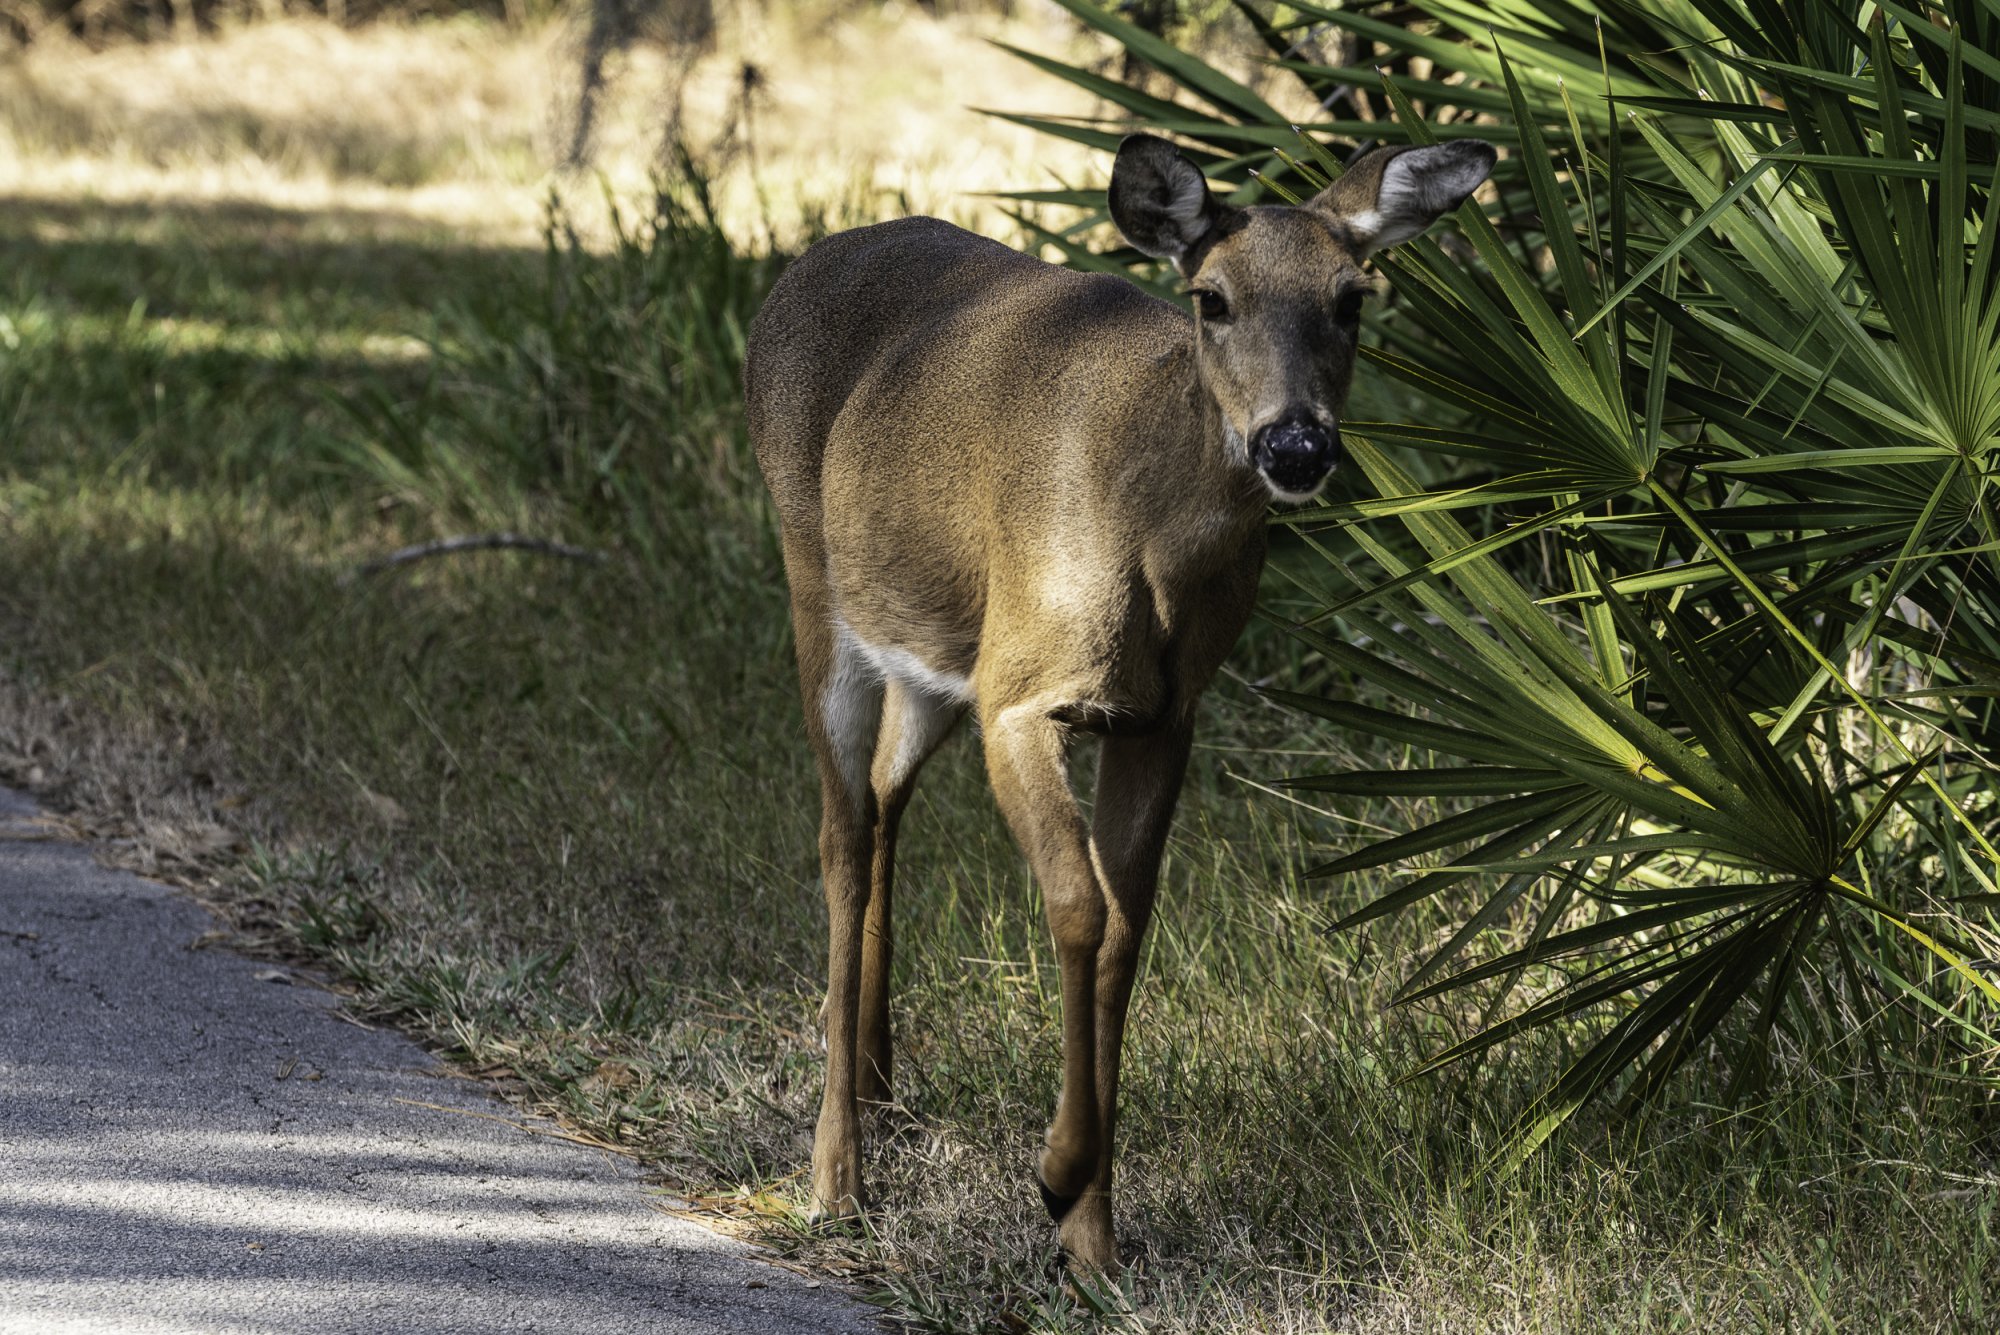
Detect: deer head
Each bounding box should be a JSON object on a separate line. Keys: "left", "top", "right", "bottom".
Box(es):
{"left": 1109, "top": 133, "right": 1496, "bottom": 502}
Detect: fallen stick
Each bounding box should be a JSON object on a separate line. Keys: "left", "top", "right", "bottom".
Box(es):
{"left": 349, "top": 533, "right": 608, "bottom": 582}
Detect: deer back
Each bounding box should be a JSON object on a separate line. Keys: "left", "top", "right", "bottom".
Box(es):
{"left": 746, "top": 216, "right": 1258, "bottom": 690}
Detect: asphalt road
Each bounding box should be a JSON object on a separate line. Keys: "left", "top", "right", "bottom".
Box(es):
{"left": 0, "top": 785, "right": 877, "bottom": 1335}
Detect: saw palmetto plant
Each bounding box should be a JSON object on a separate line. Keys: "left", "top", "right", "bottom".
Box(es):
{"left": 1010, "top": 0, "right": 2000, "bottom": 1161}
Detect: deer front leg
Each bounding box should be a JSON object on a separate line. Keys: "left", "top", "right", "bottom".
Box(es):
{"left": 1065, "top": 724, "right": 1192, "bottom": 1269}
{"left": 980, "top": 698, "right": 1111, "bottom": 1262}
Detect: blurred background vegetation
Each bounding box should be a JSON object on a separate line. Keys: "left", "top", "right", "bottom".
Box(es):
{"left": 2, "top": 2, "right": 1997, "bottom": 1331}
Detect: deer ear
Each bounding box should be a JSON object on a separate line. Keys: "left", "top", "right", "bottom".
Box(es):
{"left": 1311, "top": 140, "right": 1496, "bottom": 255}
{"left": 1109, "top": 134, "right": 1232, "bottom": 276}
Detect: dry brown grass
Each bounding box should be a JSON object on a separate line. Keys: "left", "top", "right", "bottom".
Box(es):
{"left": 0, "top": 6, "right": 1109, "bottom": 245}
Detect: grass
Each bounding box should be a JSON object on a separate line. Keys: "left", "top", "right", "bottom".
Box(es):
{"left": 0, "top": 10, "right": 1107, "bottom": 243}
{"left": 2, "top": 14, "right": 1998, "bottom": 1335}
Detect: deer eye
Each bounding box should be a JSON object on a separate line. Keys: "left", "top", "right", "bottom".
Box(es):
{"left": 1334, "top": 289, "right": 1367, "bottom": 327}
{"left": 1193, "top": 289, "right": 1231, "bottom": 323}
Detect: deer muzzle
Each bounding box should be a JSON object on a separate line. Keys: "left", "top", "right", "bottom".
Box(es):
{"left": 1250, "top": 412, "right": 1341, "bottom": 497}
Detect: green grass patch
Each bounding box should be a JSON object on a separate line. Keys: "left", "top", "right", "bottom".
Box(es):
{"left": 1, "top": 186, "right": 1994, "bottom": 1333}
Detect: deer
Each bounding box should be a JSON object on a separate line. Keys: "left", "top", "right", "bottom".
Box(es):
{"left": 743, "top": 132, "right": 1495, "bottom": 1272}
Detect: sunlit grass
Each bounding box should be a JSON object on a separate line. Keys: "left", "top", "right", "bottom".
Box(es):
{"left": 0, "top": 8, "right": 1108, "bottom": 245}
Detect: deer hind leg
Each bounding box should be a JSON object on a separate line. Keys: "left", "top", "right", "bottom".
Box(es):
{"left": 798, "top": 611, "right": 885, "bottom": 1223}
{"left": 978, "top": 695, "right": 1112, "bottom": 1260}
{"left": 858, "top": 677, "right": 965, "bottom": 1106}
{"left": 1062, "top": 724, "right": 1192, "bottom": 1270}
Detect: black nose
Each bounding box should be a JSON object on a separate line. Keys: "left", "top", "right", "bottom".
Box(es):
{"left": 1250, "top": 413, "right": 1341, "bottom": 493}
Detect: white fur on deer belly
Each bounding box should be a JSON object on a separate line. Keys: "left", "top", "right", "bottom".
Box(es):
{"left": 838, "top": 620, "right": 976, "bottom": 705}
{"left": 822, "top": 618, "right": 975, "bottom": 807}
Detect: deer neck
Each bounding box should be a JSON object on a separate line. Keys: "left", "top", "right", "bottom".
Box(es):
{"left": 1123, "top": 350, "right": 1270, "bottom": 581}
{"left": 1187, "top": 351, "right": 1276, "bottom": 525}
